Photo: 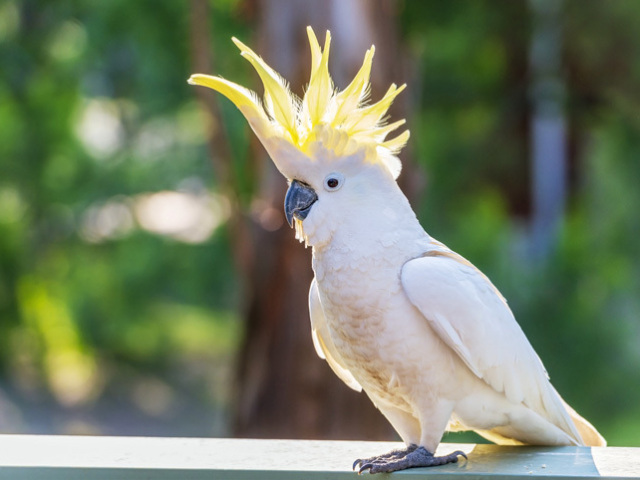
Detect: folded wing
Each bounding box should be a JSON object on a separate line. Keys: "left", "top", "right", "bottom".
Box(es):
{"left": 401, "top": 248, "right": 585, "bottom": 445}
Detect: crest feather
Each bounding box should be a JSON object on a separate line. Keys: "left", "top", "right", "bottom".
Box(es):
{"left": 369, "top": 119, "right": 406, "bottom": 142}
{"left": 232, "top": 37, "right": 299, "bottom": 142}
{"left": 187, "top": 74, "right": 271, "bottom": 137}
{"left": 304, "top": 28, "right": 333, "bottom": 127}
{"left": 189, "top": 27, "right": 409, "bottom": 180}
{"left": 381, "top": 129, "right": 410, "bottom": 154}
{"left": 333, "top": 46, "right": 375, "bottom": 127}
{"left": 344, "top": 83, "right": 406, "bottom": 134}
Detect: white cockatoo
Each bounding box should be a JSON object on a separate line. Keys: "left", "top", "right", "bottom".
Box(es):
{"left": 189, "top": 27, "right": 605, "bottom": 474}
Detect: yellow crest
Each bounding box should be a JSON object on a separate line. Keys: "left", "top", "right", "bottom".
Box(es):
{"left": 188, "top": 27, "right": 409, "bottom": 180}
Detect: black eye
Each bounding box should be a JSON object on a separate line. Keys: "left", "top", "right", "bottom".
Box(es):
{"left": 323, "top": 172, "right": 344, "bottom": 191}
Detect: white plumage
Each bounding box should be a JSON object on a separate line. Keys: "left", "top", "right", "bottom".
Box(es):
{"left": 189, "top": 26, "right": 605, "bottom": 472}
{"left": 302, "top": 165, "right": 604, "bottom": 454}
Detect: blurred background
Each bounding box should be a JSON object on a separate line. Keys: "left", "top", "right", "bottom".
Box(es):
{"left": 1, "top": 0, "right": 639, "bottom": 446}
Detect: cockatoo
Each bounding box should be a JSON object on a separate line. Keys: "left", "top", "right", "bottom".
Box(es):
{"left": 189, "top": 27, "right": 606, "bottom": 474}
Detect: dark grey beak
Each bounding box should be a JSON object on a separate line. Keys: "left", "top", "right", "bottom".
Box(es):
{"left": 284, "top": 180, "right": 318, "bottom": 227}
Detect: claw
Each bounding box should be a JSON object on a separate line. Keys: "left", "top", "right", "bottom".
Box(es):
{"left": 352, "top": 446, "right": 466, "bottom": 474}
{"left": 445, "top": 450, "right": 465, "bottom": 462}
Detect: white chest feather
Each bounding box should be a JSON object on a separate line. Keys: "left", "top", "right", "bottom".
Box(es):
{"left": 311, "top": 232, "right": 450, "bottom": 406}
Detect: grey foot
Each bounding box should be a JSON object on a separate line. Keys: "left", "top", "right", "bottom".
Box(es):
{"left": 353, "top": 444, "right": 466, "bottom": 474}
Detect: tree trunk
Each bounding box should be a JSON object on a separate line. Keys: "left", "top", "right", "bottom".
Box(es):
{"left": 232, "top": 0, "right": 409, "bottom": 440}
{"left": 528, "top": 0, "right": 567, "bottom": 259}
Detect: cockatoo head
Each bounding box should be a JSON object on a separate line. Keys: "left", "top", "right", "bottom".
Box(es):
{"left": 188, "top": 27, "right": 409, "bottom": 247}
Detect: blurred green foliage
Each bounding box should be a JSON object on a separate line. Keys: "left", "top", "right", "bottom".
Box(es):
{"left": 0, "top": 0, "right": 247, "bottom": 435}
{"left": 0, "top": 0, "right": 638, "bottom": 445}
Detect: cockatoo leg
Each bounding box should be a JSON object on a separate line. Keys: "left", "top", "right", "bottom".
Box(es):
{"left": 353, "top": 445, "right": 466, "bottom": 474}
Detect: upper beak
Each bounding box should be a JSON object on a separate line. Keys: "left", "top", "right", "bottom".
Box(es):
{"left": 284, "top": 180, "right": 318, "bottom": 227}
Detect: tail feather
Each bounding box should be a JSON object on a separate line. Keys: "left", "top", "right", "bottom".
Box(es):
{"left": 563, "top": 400, "right": 607, "bottom": 447}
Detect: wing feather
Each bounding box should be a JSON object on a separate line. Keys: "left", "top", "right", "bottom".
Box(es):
{"left": 401, "top": 248, "right": 583, "bottom": 445}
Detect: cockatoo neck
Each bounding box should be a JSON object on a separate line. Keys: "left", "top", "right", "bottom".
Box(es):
{"left": 303, "top": 178, "right": 427, "bottom": 258}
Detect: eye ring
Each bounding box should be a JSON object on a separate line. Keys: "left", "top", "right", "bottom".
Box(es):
{"left": 323, "top": 172, "right": 344, "bottom": 192}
